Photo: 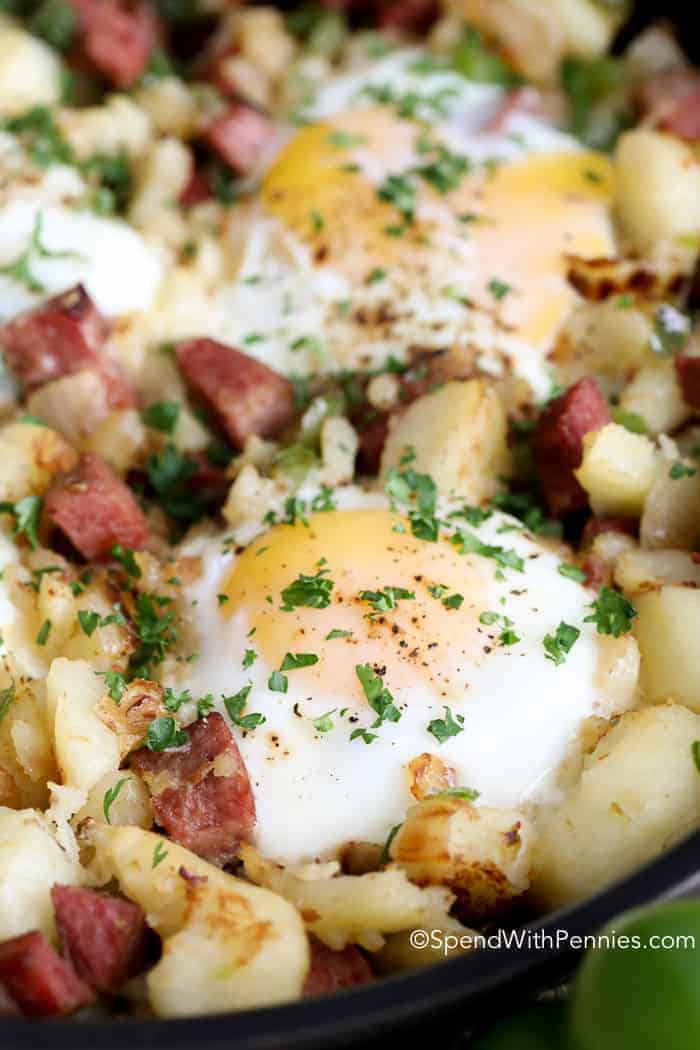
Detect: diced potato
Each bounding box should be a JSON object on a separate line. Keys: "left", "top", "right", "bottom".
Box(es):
{"left": 0, "top": 676, "right": 56, "bottom": 809}
{"left": 640, "top": 462, "right": 700, "bottom": 550}
{"left": 0, "top": 421, "right": 77, "bottom": 503}
{"left": 78, "top": 769, "right": 153, "bottom": 829}
{"left": 46, "top": 658, "right": 120, "bottom": 794}
{"left": 134, "top": 76, "right": 198, "bottom": 138}
{"left": 83, "top": 409, "right": 147, "bottom": 475}
{"left": 89, "top": 824, "right": 309, "bottom": 1016}
{"left": 381, "top": 380, "right": 511, "bottom": 503}
{"left": 320, "top": 416, "right": 357, "bottom": 486}
{"left": 236, "top": 7, "right": 296, "bottom": 84}
{"left": 57, "top": 95, "right": 151, "bottom": 162}
{"left": 614, "top": 130, "right": 700, "bottom": 253}
{"left": 0, "top": 15, "right": 62, "bottom": 117}
{"left": 615, "top": 549, "right": 700, "bottom": 594}
{"left": 26, "top": 371, "right": 109, "bottom": 448}
{"left": 530, "top": 704, "right": 700, "bottom": 909}
{"left": 242, "top": 845, "right": 455, "bottom": 952}
{"left": 558, "top": 301, "right": 653, "bottom": 392}
{"left": 575, "top": 423, "right": 658, "bottom": 517}
{"left": 37, "top": 571, "right": 76, "bottom": 651}
{"left": 618, "top": 360, "right": 691, "bottom": 437}
{"left": 129, "top": 138, "right": 192, "bottom": 232}
{"left": 390, "top": 798, "right": 533, "bottom": 919}
{"left": 633, "top": 587, "right": 700, "bottom": 711}
{"left": 0, "top": 806, "right": 82, "bottom": 941}
{"left": 59, "top": 583, "right": 132, "bottom": 669}
{"left": 454, "top": 0, "right": 619, "bottom": 84}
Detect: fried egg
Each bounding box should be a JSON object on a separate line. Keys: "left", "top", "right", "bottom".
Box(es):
{"left": 211, "top": 50, "right": 616, "bottom": 396}
{"left": 0, "top": 143, "right": 163, "bottom": 322}
{"left": 173, "top": 489, "right": 638, "bottom": 864}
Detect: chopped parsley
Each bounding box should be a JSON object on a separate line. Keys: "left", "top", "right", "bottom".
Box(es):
{"left": 352, "top": 663, "right": 401, "bottom": 741}
{"left": 152, "top": 840, "right": 168, "bottom": 868}
{"left": 328, "top": 130, "right": 367, "bottom": 147}
{"left": 97, "top": 670, "right": 127, "bottom": 703}
{"left": 544, "top": 622, "right": 581, "bottom": 665}
{"left": 196, "top": 695, "right": 215, "bottom": 718}
{"left": 649, "top": 304, "right": 691, "bottom": 356}
{"left": 281, "top": 567, "right": 334, "bottom": 611}
{"left": 3, "top": 106, "right": 74, "bottom": 169}
{"left": 558, "top": 563, "right": 586, "bottom": 584}
{"left": 103, "top": 777, "right": 129, "bottom": 824}
{"left": 280, "top": 652, "right": 319, "bottom": 671}
{"left": 442, "top": 593, "right": 464, "bottom": 610}
{"left": 669, "top": 461, "right": 696, "bottom": 480}
{"left": 223, "top": 685, "right": 266, "bottom": 730}
{"left": 385, "top": 463, "right": 439, "bottom": 541}
{"left": 217, "top": 594, "right": 229, "bottom": 606}
{"left": 0, "top": 495, "right": 43, "bottom": 549}
{"left": 378, "top": 173, "right": 416, "bottom": 225}
{"left": 433, "top": 786, "right": 480, "bottom": 801}
{"left": 30, "top": 0, "right": 76, "bottom": 51}
{"left": 128, "top": 592, "right": 178, "bottom": 678}
{"left": 145, "top": 716, "right": 187, "bottom": 752}
{"left": 427, "top": 705, "right": 464, "bottom": 744}
{"left": 313, "top": 708, "right": 336, "bottom": 733}
{"left": 359, "top": 586, "right": 415, "bottom": 614}
{"left": 451, "top": 26, "right": 519, "bottom": 86}
{"left": 366, "top": 267, "right": 387, "bottom": 285}
{"left": 325, "top": 628, "right": 352, "bottom": 640}
{"left": 268, "top": 670, "right": 289, "bottom": 693}
{"left": 692, "top": 740, "right": 700, "bottom": 774}
{"left": 35, "top": 620, "right": 52, "bottom": 646}
{"left": 450, "top": 505, "right": 493, "bottom": 527}
{"left": 452, "top": 529, "right": 524, "bottom": 572}
{"left": 109, "top": 544, "right": 141, "bottom": 578}
{"left": 141, "top": 400, "right": 181, "bottom": 434}
{"left": 612, "top": 409, "right": 648, "bottom": 435}
{"left": 242, "top": 649, "right": 257, "bottom": 669}
{"left": 584, "top": 587, "right": 637, "bottom": 637}
{"left": 488, "top": 278, "right": 511, "bottom": 301}
{"left": 378, "top": 822, "right": 402, "bottom": 866}
{"left": 163, "top": 687, "right": 191, "bottom": 712}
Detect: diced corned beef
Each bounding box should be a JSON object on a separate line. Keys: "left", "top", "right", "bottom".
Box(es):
{"left": 637, "top": 69, "right": 700, "bottom": 141}
{"left": 71, "top": 0, "right": 161, "bottom": 89}
{"left": 201, "top": 104, "right": 274, "bottom": 176}
{"left": 581, "top": 515, "right": 637, "bottom": 546}
{"left": 175, "top": 338, "right": 295, "bottom": 449}
{"left": 303, "top": 937, "right": 373, "bottom": 998}
{"left": 45, "top": 452, "right": 150, "bottom": 560}
{"left": 660, "top": 87, "right": 700, "bottom": 141}
{"left": 0, "top": 284, "right": 108, "bottom": 392}
{"left": 375, "top": 0, "right": 439, "bottom": 32}
{"left": 0, "top": 984, "right": 19, "bottom": 1017}
{"left": 52, "top": 886, "right": 149, "bottom": 994}
{"left": 355, "top": 414, "right": 389, "bottom": 475}
{"left": 179, "top": 168, "right": 213, "bottom": 209}
{"left": 0, "top": 931, "right": 94, "bottom": 1019}
{"left": 533, "top": 377, "right": 611, "bottom": 517}
{"left": 675, "top": 353, "right": 700, "bottom": 408}
{"left": 130, "top": 713, "right": 256, "bottom": 866}
{"left": 583, "top": 552, "right": 608, "bottom": 591}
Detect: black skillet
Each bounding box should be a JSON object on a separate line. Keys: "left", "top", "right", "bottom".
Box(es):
{"left": 2, "top": 4, "right": 700, "bottom": 1047}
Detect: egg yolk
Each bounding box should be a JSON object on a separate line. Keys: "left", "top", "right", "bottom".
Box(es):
{"left": 223, "top": 509, "right": 491, "bottom": 710}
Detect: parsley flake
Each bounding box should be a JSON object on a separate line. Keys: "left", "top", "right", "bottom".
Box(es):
{"left": 544, "top": 622, "right": 581, "bottom": 665}
{"left": 584, "top": 587, "right": 637, "bottom": 637}
{"left": 103, "top": 777, "right": 129, "bottom": 823}
{"left": 427, "top": 706, "right": 464, "bottom": 744}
